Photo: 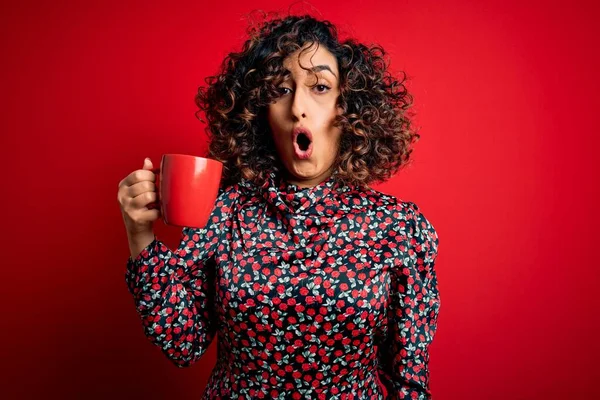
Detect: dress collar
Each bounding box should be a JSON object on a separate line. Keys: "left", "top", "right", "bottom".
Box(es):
{"left": 239, "top": 169, "right": 349, "bottom": 215}
{"left": 236, "top": 169, "right": 356, "bottom": 254}
{"left": 265, "top": 170, "right": 341, "bottom": 214}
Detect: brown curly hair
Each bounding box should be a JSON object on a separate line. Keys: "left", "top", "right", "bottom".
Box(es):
{"left": 194, "top": 12, "right": 420, "bottom": 189}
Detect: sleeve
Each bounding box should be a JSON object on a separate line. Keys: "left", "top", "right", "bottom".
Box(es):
{"left": 377, "top": 201, "right": 441, "bottom": 399}
{"left": 124, "top": 187, "right": 232, "bottom": 368}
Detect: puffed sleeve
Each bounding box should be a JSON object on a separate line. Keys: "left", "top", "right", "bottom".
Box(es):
{"left": 124, "top": 187, "right": 233, "bottom": 368}
{"left": 378, "top": 201, "right": 441, "bottom": 399}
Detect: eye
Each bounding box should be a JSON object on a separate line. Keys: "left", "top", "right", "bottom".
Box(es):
{"left": 277, "top": 87, "right": 292, "bottom": 96}
{"left": 276, "top": 84, "right": 331, "bottom": 97}
{"left": 314, "top": 84, "right": 331, "bottom": 93}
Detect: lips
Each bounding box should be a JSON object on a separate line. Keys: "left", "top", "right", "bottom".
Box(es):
{"left": 292, "top": 126, "right": 313, "bottom": 159}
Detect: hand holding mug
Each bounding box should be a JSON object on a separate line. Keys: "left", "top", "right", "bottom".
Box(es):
{"left": 117, "top": 158, "right": 161, "bottom": 238}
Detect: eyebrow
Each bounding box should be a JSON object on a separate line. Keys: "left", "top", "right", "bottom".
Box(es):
{"left": 284, "top": 64, "right": 338, "bottom": 80}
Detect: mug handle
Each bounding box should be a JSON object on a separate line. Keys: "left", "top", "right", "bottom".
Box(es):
{"left": 147, "top": 166, "right": 161, "bottom": 211}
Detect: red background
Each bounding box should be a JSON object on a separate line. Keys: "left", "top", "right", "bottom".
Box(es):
{"left": 1, "top": 0, "right": 598, "bottom": 398}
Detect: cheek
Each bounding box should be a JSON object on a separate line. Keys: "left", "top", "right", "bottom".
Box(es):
{"left": 268, "top": 107, "right": 289, "bottom": 136}
{"left": 319, "top": 129, "right": 342, "bottom": 158}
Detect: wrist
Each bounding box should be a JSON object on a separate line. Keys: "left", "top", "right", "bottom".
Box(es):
{"left": 127, "top": 231, "right": 155, "bottom": 260}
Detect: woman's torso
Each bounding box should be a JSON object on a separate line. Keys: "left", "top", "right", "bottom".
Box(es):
{"left": 200, "top": 174, "right": 405, "bottom": 399}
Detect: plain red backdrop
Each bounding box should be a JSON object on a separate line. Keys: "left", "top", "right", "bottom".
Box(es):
{"left": 1, "top": 0, "right": 598, "bottom": 398}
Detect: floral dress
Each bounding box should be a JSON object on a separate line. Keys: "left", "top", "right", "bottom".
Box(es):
{"left": 125, "top": 171, "right": 441, "bottom": 399}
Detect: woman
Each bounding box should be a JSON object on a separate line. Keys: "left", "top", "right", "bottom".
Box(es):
{"left": 118, "top": 14, "right": 440, "bottom": 400}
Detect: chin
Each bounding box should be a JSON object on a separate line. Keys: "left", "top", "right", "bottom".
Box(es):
{"left": 289, "top": 164, "right": 319, "bottom": 179}
{"left": 287, "top": 158, "right": 319, "bottom": 172}
{"left": 286, "top": 158, "right": 332, "bottom": 181}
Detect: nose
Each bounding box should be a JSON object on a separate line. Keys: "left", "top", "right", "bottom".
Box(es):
{"left": 291, "top": 88, "right": 307, "bottom": 121}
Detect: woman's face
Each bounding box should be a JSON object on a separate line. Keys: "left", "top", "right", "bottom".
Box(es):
{"left": 267, "top": 42, "right": 343, "bottom": 188}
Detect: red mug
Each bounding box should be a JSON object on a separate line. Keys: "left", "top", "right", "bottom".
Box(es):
{"left": 149, "top": 154, "right": 223, "bottom": 228}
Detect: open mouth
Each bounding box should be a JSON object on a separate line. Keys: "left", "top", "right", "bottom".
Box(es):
{"left": 293, "top": 128, "right": 313, "bottom": 159}
{"left": 297, "top": 132, "right": 311, "bottom": 151}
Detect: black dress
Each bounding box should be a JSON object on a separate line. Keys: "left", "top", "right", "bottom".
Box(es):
{"left": 125, "top": 171, "right": 441, "bottom": 399}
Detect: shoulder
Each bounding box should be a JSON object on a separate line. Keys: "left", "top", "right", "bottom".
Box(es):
{"left": 392, "top": 198, "right": 437, "bottom": 237}
{"left": 348, "top": 186, "right": 410, "bottom": 218}
{"left": 338, "top": 186, "right": 400, "bottom": 212}
{"left": 365, "top": 189, "right": 439, "bottom": 249}
{"left": 340, "top": 187, "right": 431, "bottom": 235}
{"left": 371, "top": 196, "right": 441, "bottom": 279}
{"left": 394, "top": 199, "right": 439, "bottom": 261}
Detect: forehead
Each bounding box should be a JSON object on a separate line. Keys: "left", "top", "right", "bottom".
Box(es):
{"left": 282, "top": 42, "right": 338, "bottom": 74}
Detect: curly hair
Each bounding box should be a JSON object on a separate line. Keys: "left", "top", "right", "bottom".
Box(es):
{"left": 194, "top": 12, "right": 420, "bottom": 189}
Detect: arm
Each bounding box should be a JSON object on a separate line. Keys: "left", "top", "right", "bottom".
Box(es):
{"left": 124, "top": 188, "right": 231, "bottom": 368}
{"left": 378, "top": 201, "right": 441, "bottom": 399}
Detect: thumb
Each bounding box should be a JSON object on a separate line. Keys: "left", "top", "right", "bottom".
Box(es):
{"left": 143, "top": 157, "right": 153, "bottom": 170}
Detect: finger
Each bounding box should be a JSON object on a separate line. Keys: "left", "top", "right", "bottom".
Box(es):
{"left": 138, "top": 208, "right": 160, "bottom": 221}
{"left": 142, "top": 157, "right": 154, "bottom": 170}
{"left": 127, "top": 180, "right": 156, "bottom": 198}
{"left": 130, "top": 190, "right": 157, "bottom": 209}
{"left": 127, "top": 208, "right": 160, "bottom": 225}
{"left": 124, "top": 169, "right": 156, "bottom": 186}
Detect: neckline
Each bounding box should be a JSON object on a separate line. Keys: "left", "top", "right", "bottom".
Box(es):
{"left": 257, "top": 170, "right": 341, "bottom": 214}
{"left": 236, "top": 169, "right": 355, "bottom": 217}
